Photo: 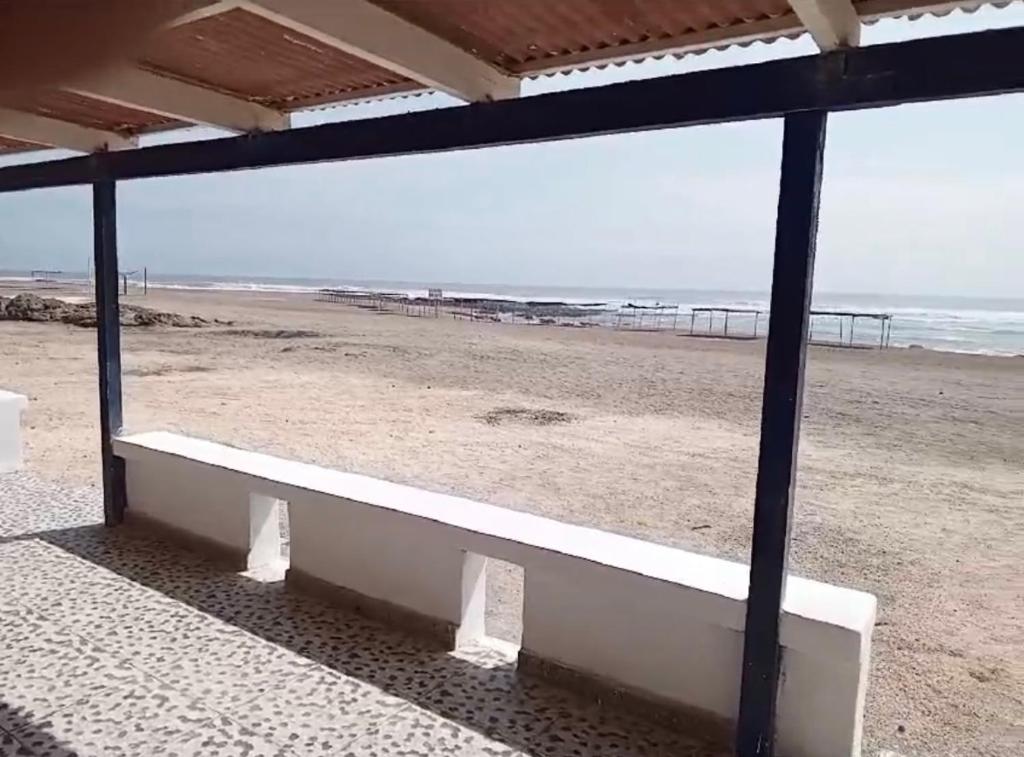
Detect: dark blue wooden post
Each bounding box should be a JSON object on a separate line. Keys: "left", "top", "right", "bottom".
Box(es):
{"left": 736, "top": 110, "right": 828, "bottom": 756}
{"left": 93, "top": 179, "right": 126, "bottom": 526}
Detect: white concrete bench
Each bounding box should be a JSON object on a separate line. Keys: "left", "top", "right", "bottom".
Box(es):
{"left": 0, "top": 390, "right": 28, "bottom": 473}
{"left": 112, "top": 431, "right": 876, "bottom": 757}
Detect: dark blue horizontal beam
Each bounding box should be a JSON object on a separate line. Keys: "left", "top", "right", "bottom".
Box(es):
{"left": 0, "top": 25, "right": 1021, "bottom": 193}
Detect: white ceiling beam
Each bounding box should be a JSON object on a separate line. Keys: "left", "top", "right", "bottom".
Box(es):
{"left": 242, "top": 0, "right": 520, "bottom": 102}
{"left": 62, "top": 1, "right": 289, "bottom": 134}
{"left": 165, "top": 0, "right": 247, "bottom": 28}
{"left": 788, "top": 0, "right": 862, "bottom": 49}
{"left": 0, "top": 108, "right": 136, "bottom": 152}
{"left": 68, "top": 68, "right": 290, "bottom": 133}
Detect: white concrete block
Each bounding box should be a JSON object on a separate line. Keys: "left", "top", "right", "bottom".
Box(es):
{"left": 116, "top": 448, "right": 281, "bottom": 570}
{"left": 522, "top": 560, "right": 745, "bottom": 719}
{"left": 0, "top": 390, "right": 28, "bottom": 473}
{"left": 288, "top": 491, "right": 471, "bottom": 633}
{"left": 457, "top": 552, "right": 487, "bottom": 646}
{"left": 249, "top": 493, "right": 284, "bottom": 569}
{"left": 778, "top": 647, "right": 872, "bottom": 757}
{"left": 112, "top": 431, "right": 876, "bottom": 756}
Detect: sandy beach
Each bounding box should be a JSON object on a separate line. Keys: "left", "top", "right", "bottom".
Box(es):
{"left": 2, "top": 284, "right": 1022, "bottom": 756}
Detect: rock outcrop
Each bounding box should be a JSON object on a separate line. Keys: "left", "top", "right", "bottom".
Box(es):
{"left": 0, "top": 293, "right": 212, "bottom": 328}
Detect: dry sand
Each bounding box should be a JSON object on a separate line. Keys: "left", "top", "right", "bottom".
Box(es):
{"left": 2, "top": 284, "right": 1022, "bottom": 756}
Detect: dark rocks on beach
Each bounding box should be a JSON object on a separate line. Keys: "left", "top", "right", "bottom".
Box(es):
{"left": 217, "top": 328, "right": 323, "bottom": 339}
{"left": 479, "top": 406, "right": 576, "bottom": 427}
{"left": 0, "top": 293, "right": 213, "bottom": 328}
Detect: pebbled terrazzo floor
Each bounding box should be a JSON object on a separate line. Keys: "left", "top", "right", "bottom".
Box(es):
{"left": 0, "top": 471, "right": 730, "bottom": 757}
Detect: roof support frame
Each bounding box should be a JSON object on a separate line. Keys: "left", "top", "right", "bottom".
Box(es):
{"left": 736, "top": 110, "right": 827, "bottom": 757}
{"left": 0, "top": 25, "right": 1020, "bottom": 191}
{"left": 240, "top": 0, "right": 520, "bottom": 101}
{"left": 164, "top": 0, "right": 247, "bottom": 28}
{"left": 59, "top": 0, "right": 288, "bottom": 134}
{"left": 92, "top": 179, "right": 127, "bottom": 527}
{"left": 0, "top": 107, "right": 136, "bottom": 153}
{"left": 67, "top": 68, "right": 290, "bottom": 133}
{"left": 787, "top": 0, "right": 862, "bottom": 48}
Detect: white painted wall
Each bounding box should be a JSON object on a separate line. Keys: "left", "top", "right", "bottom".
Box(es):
{"left": 0, "top": 390, "right": 28, "bottom": 473}
{"left": 288, "top": 491, "right": 470, "bottom": 626}
{"left": 120, "top": 453, "right": 281, "bottom": 569}
{"left": 522, "top": 559, "right": 745, "bottom": 719}
{"left": 113, "top": 431, "right": 877, "bottom": 757}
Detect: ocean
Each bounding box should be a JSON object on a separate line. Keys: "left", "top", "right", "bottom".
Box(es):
{"left": 4, "top": 271, "right": 1023, "bottom": 357}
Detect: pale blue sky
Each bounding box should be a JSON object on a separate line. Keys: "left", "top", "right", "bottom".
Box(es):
{"left": 1, "top": 5, "right": 1022, "bottom": 297}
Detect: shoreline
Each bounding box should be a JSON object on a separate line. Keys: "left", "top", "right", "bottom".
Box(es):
{"left": 3, "top": 278, "right": 1023, "bottom": 359}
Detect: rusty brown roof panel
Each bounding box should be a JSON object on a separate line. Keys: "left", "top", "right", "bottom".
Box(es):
{"left": 370, "top": 0, "right": 796, "bottom": 73}
{"left": 0, "top": 0, "right": 1012, "bottom": 156}
{"left": 0, "top": 135, "right": 45, "bottom": 154}
{"left": 0, "top": 89, "right": 177, "bottom": 134}
{"left": 856, "top": 0, "right": 1013, "bottom": 21}
{"left": 142, "top": 7, "right": 417, "bottom": 110}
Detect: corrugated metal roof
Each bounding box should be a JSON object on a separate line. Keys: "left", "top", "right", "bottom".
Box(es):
{"left": 0, "top": 0, "right": 1016, "bottom": 154}
{"left": 857, "top": 0, "right": 1014, "bottom": 21}
{"left": 370, "top": 0, "right": 796, "bottom": 73}
{"left": 142, "top": 8, "right": 418, "bottom": 109}
{"left": 0, "top": 89, "right": 178, "bottom": 133}
{"left": 0, "top": 136, "right": 43, "bottom": 154}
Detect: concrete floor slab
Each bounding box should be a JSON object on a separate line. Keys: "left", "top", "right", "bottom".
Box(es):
{"left": 0, "top": 471, "right": 729, "bottom": 757}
